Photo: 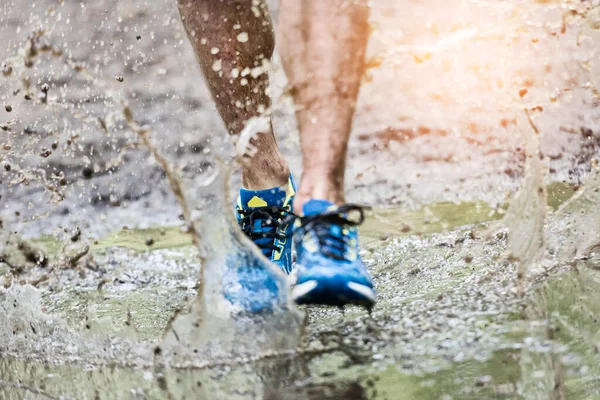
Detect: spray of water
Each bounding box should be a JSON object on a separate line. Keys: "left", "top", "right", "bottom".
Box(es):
{"left": 3, "top": 0, "right": 600, "bottom": 397}
{"left": 120, "top": 63, "right": 304, "bottom": 363}
{"left": 503, "top": 110, "right": 547, "bottom": 280}
{"left": 0, "top": 0, "right": 304, "bottom": 369}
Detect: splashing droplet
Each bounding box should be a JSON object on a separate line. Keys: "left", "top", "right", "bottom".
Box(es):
{"left": 212, "top": 59, "right": 222, "bottom": 72}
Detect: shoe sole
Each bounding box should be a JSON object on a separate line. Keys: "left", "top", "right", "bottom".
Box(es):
{"left": 292, "top": 279, "right": 376, "bottom": 308}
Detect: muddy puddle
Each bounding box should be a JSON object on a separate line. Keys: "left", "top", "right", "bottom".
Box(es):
{"left": 3, "top": 0, "right": 600, "bottom": 398}
{"left": 1, "top": 182, "right": 599, "bottom": 399}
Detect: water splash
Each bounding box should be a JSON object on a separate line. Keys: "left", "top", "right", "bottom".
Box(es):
{"left": 504, "top": 111, "right": 547, "bottom": 279}
{"left": 544, "top": 167, "right": 600, "bottom": 264}
{"left": 3, "top": 0, "right": 600, "bottom": 397}
{"left": 119, "top": 89, "right": 303, "bottom": 362}
{"left": 161, "top": 161, "right": 303, "bottom": 364}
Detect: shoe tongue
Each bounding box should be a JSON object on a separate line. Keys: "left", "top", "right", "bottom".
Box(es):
{"left": 302, "top": 200, "right": 346, "bottom": 259}
{"left": 302, "top": 199, "right": 336, "bottom": 217}
{"left": 239, "top": 185, "right": 288, "bottom": 210}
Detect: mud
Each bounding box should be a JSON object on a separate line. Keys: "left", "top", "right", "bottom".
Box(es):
{"left": 0, "top": 188, "right": 597, "bottom": 398}
{"left": 1, "top": 201, "right": 600, "bottom": 398}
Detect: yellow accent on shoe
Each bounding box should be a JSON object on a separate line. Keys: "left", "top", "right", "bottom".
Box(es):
{"left": 273, "top": 239, "right": 285, "bottom": 261}
{"left": 248, "top": 196, "right": 268, "bottom": 208}
{"left": 283, "top": 177, "right": 296, "bottom": 209}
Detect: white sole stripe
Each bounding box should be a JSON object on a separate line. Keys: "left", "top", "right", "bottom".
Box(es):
{"left": 292, "top": 280, "right": 318, "bottom": 300}
{"left": 347, "top": 282, "right": 376, "bottom": 301}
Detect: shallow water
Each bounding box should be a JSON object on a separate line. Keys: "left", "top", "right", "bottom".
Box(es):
{"left": 2, "top": 186, "right": 599, "bottom": 398}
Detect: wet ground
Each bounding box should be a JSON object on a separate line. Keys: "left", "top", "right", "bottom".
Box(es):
{"left": 3, "top": 0, "right": 600, "bottom": 398}
{"left": 2, "top": 187, "right": 600, "bottom": 399}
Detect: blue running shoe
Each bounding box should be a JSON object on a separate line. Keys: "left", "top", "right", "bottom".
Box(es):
{"left": 236, "top": 177, "right": 296, "bottom": 274}
{"left": 292, "top": 200, "right": 376, "bottom": 307}
{"left": 221, "top": 250, "right": 285, "bottom": 314}
{"left": 221, "top": 177, "right": 296, "bottom": 314}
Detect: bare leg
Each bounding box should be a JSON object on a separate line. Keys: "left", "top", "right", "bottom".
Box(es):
{"left": 177, "top": 0, "right": 290, "bottom": 190}
{"left": 278, "top": 0, "right": 370, "bottom": 210}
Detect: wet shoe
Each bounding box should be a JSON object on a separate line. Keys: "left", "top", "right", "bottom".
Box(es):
{"left": 292, "top": 200, "right": 376, "bottom": 307}
{"left": 222, "top": 177, "right": 296, "bottom": 314}
{"left": 236, "top": 176, "right": 296, "bottom": 274}
{"left": 221, "top": 250, "right": 286, "bottom": 314}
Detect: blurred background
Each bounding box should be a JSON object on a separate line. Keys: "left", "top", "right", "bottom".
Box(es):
{"left": 2, "top": 0, "right": 599, "bottom": 238}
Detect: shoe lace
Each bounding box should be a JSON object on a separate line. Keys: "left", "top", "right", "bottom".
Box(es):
{"left": 237, "top": 206, "right": 292, "bottom": 257}
{"left": 293, "top": 204, "right": 368, "bottom": 261}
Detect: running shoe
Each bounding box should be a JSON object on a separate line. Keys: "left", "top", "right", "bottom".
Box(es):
{"left": 222, "top": 176, "right": 296, "bottom": 313}
{"left": 292, "top": 199, "right": 376, "bottom": 307}
{"left": 236, "top": 177, "right": 296, "bottom": 274}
